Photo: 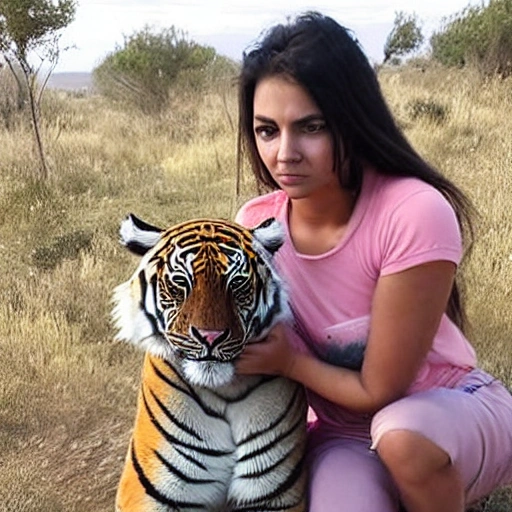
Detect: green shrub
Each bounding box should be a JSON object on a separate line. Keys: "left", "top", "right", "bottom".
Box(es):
{"left": 93, "top": 26, "right": 237, "bottom": 114}
{"left": 431, "top": 0, "right": 512, "bottom": 77}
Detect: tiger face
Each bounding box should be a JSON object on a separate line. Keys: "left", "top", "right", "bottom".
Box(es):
{"left": 112, "top": 214, "right": 290, "bottom": 388}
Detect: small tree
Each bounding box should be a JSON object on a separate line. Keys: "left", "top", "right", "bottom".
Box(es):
{"left": 0, "top": 0, "right": 76, "bottom": 179}
{"left": 384, "top": 11, "right": 424, "bottom": 63}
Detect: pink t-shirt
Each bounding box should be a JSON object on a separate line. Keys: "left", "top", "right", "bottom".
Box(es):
{"left": 236, "top": 168, "right": 477, "bottom": 433}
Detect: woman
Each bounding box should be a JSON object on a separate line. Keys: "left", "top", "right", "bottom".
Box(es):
{"left": 235, "top": 11, "right": 512, "bottom": 512}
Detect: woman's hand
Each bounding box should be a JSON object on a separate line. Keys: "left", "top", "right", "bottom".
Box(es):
{"left": 236, "top": 324, "right": 297, "bottom": 377}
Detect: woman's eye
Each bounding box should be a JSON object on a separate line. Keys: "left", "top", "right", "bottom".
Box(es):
{"left": 255, "top": 125, "right": 277, "bottom": 140}
{"left": 304, "top": 122, "right": 326, "bottom": 134}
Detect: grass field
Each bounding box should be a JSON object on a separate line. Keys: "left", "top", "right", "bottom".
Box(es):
{"left": 0, "top": 64, "right": 510, "bottom": 511}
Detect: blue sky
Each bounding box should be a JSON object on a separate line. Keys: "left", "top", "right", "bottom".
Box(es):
{"left": 52, "top": 0, "right": 483, "bottom": 72}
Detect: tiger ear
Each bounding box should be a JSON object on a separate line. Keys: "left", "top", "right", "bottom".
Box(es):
{"left": 250, "top": 217, "right": 284, "bottom": 255}
{"left": 119, "top": 214, "right": 163, "bottom": 256}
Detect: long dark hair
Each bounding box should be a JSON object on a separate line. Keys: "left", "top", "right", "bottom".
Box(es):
{"left": 237, "top": 11, "right": 475, "bottom": 331}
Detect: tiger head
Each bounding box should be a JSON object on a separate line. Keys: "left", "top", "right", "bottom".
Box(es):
{"left": 112, "top": 214, "right": 290, "bottom": 388}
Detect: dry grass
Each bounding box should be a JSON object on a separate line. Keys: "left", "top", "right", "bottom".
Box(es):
{"left": 0, "top": 65, "right": 510, "bottom": 511}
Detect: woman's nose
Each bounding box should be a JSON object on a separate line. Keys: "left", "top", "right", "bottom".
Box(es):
{"left": 277, "top": 131, "right": 302, "bottom": 163}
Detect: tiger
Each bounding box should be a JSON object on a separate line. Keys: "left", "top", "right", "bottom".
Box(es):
{"left": 112, "top": 214, "right": 308, "bottom": 512}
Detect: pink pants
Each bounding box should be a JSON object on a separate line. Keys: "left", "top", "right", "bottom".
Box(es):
{"left": 307, "top": 369, "right": 512, "bottom": 511}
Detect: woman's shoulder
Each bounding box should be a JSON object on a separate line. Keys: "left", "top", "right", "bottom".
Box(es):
{"left": 366, "top": 169, "right": 453, "bottom": 219}
{"left": 363, "top": 168, "right": 461, "bottom": 240}
{"left": 235, "top": 190, "right": 288, "bottom": 228}
{"left": 372, "top": 170, "right": 443, "bottom": 202}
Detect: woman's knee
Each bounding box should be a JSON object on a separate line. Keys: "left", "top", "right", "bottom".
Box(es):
{"left": 376, "top": 429, "right": 452, "bottom": 485}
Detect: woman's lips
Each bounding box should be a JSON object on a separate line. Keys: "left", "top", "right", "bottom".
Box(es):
{"left": 277, "top": 174, "right": 306, "bottom": 186}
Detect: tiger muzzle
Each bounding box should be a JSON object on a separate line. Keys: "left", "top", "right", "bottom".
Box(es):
{"left": 182, "top": 326, "right": 244, "bottom": 362}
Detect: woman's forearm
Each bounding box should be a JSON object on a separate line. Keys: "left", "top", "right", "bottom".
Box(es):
{"left": 287, "top": 352, "right": 398, "bottom": 413}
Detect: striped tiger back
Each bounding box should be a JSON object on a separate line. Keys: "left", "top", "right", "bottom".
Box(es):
{"left": 113, "top": 215, "right": 308, "bottom": 512}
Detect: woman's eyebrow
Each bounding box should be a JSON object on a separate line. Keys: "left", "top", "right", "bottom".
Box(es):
{"left": 254, "top": 115, "right": 276, "bottom": 124}
{"left": 295, "top": 114, "right": 325, "bottom": 125}
{"left": 254, "top": 114, "right": 325, "bottom": 124}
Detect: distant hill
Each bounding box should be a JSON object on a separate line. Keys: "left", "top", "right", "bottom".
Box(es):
{"left": 47, "top": 72, "right": 93, "bottom": 91}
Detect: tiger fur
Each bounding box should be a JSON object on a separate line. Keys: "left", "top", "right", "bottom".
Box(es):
{"left": 112, "top": 214, "right": 308, "bottom": 512}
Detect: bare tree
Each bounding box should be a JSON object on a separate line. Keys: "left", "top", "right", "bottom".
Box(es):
{"left": 0, "top": 0, "right": 77, "bottom": 179}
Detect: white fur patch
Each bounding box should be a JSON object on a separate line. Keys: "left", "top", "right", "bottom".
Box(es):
{"left": 182, "top": 360, "right": 236, "bottom": 388}
{"left": 111, "top": 281, "right": 154, "bottom": 343}
{"left": 112, "top": 280, "right": 172, "bottom": 358}
{"left": 252, "top": 218, "right": 284, "bottom": 252}
{"left": 119, "top": 215, "right": 161, "bottom": 250}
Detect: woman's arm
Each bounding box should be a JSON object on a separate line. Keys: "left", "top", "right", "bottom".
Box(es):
{"left": 236, "top": 260, "right": 456, "bottom": 413}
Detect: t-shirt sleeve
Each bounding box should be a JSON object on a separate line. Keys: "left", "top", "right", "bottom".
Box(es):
{"left": 379, "top": 189, "right": 462, "bottom": 276}
{"left": 235, "top": 201, "right": 259, "bottom": 227}
{"left": 235, "top": 192, "right": 285, "bottom": 229}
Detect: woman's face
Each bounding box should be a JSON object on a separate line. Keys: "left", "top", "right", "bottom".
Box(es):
{"left": 253, "top": 75, "right": 339, "bottom": 200}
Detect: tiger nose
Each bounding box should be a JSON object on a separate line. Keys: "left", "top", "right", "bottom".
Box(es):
{"left": 195, "top": 328, "right": 227, "bottom": 345}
